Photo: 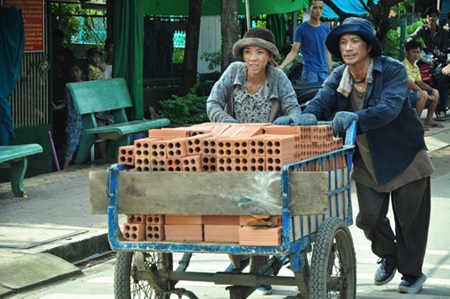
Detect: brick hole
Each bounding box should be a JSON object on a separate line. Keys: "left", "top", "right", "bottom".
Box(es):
{"left": 125, "top": 232, "right": 131, "bottom": 238}
{"left": 242, "top": 165, "right": 248, "bottom": 171}
{"left": 226, "top": 166, "right": 232, "bottom": 171}
{"left": 202, "top": 165, "right": 209, "bottom": 171}
{"left": 218, "top": 166, "right": 225, "bottom": 171}
{"left": 194, "top": 147, "right": 201, "bottom": 153}
{"left": 125, "top": 224, "right": 131, "bottom": 230}
{"left": 158, "top": 144, "right": 165, "bottom": 149}
{"left": 135, "top": 216, "right": 143, "bottom": 222}
{"left": 234, "top": 149, "right": 241, "bottom": 155}
{"left": 235, "top": 166, "right": 241, "bottom": 171}
{"left": 183, "top": 160, "right": 189, "bottom": 165}
{"left": 120, "top": 149, "right": 126, "bottom": 155}
{"left": 267, "top": 149, "right": 274, "bottom": 155}
{"left": 131, "top": 233, "right": 137, "bottom": 239}
{"left": 135, "top": 143, "right": 142, "bottom": 148}
{"left": 152, "top": 151, "right": 158, "bottom": 157}
{"left": 210, "top": 141, "right": 216, "bottom": 146}
{"left": 242, "top": 149, "right": 248, "bottom": 155}
{"left": 274, "top": 149, "right": 281, "bottom": 155}
{"left": 188, "top": 148, "right": 194, "bottom": 154}
{"left": 167, "top": 150, "right": 174, "bottom": 156}
{"left": 142, "top": 150, "right": 148, "bottom": 156}
{"left": 187, "top": 140, "right": 193, "bottom": 146}
{"left": 158, "top": 160, "right": 165, "bottom": 166}
{"left": 176, "top": 150, "right": 181, "bottom": 155}
{"left": 210, "top": 165, "right": 216, "bottom": 171}
{"left": 143, "top": 143, "right": 149, "bottom": 148}
{"left": 204, "top": 148, "right": 210, "bottom": 154}
{"left": 147, "top": 233, "right": 153, "bottom": 238}
{"left": 158, "top": 151, "right": 165, "bottom": 157}
{"left": 210, "top": 148, "right": 216, "bottom": 154}
{"left": 136, "top": 167, "right": 143, "bottom": 172}
{"left": 154, "top": 233, "right": 159, "bottom": 238}
{"left": 225, "top": 141, "right": 232, "bottom": 148}
{"left": 191, "top": 166, "right": 197, "bottom": 171}
{"left": 175, "top": 142, "right": 182, "bottom": 148}
{"left": 267, "top": 141, "right": 274, "bottom": 147}
{"left": 147, "top": 216, "right": 153, "bottom": 222}
{"left": 274, "top": 141, "right": 281, "bottom": 147}
{"left": 143, "top": 167, "right": 150, "bottom": 171}
{"left": 218, "top": 149, "right": 225, "bottom": 155}
{"left": 127, "top": 157, "right": 133, "bottom": 163}
{"left": 119, "top": 157, "right": 126, "bottom": 162}
{"left": 225, "top": 149, "right": 232, "bottom": 155}
{"left": 136, "top": 150, "right": 142, "bottom": 156}
{"left": 151, "top": 144, "right": 158, "bottom": 150}
{"left": 168, "top": 143, "right": 174, "bottom": 149}
{"left": 194, "top": 139, "right": 200, "bottom": 145}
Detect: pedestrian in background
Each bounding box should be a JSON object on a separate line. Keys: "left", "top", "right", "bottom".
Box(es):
{"left": 407, "top": 7, "right": 449, "bottom": 121}
{"left": 402, "top": 40, "right": 443, "bottom": 129}
{"left": 278, "top": 0, "right": 332, "bottom": 84}
{"left": 296, "top": 17, "right": 433, "bottom": 294}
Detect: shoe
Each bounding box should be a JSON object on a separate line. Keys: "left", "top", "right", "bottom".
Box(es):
{"left": 398, "top": 273, "right": 427, "bottom": 294}
{"left": 436, "top": 111, "right": 446, "bottom": 121}
{"left": 256, "top": 285, "right": 272, "bottom": 295}
{"left": 374, "top": 258, "right": 397, "bottom": 285}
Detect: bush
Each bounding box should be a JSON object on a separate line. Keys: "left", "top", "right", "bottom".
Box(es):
{"left": 159, "top": 83, "right": 209, "bottom": 125}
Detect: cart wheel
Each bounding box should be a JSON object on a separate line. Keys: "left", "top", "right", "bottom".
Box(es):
{"left": 114, "top": 251, "right": 172, "bottom": 299}
{"left": 309, "top": 217, "right": 356, "bottom": 298}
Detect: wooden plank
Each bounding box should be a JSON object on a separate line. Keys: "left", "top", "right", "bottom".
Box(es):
{"left": 89, "top": 170, "right": 329, "bottom": 216}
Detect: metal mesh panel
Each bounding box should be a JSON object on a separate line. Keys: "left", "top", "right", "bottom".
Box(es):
{"left": 11, "top": 52, "right": 49, "bottom": 129}
{"left": 143, "top": 17, "right": 186, "bottom": 83}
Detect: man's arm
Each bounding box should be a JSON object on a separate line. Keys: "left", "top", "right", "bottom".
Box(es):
{"left": 278, "top": 42, "right": 301, "bottom": 70}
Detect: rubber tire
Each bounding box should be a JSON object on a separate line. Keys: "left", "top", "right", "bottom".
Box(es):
{"left": 309, "top": 217, "right": 356, "bottom": 298}
{"left": 114, "top": 251, "right": 172, "bottom": 299}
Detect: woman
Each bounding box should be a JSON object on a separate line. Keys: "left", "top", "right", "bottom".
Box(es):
{"left": 207, "top": 27, "right": 301, "bottom": 126}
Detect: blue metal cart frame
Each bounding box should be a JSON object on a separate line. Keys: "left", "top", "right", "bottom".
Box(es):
{"left": 106, "top": 122, "right": 357, "bottom": 299}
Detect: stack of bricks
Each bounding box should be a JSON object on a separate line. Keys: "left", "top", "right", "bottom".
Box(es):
{"left": 118, "top": 123, "right": 345, "bottom": 246}
{"left": 118, "top": 122, "right": 343, "bottom": 172}
{"left": 123, "top": 214, "right": 283, "bottom": 246}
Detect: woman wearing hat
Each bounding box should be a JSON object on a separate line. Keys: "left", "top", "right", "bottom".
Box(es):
{"left": 207, "top": 27, "right": 301, "bottom": 126}
{"left": 296, "top": 17, "right": 432, "bottom": 294}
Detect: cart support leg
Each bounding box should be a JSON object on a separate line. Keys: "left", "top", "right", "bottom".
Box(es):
{"left": 227, "top": 256, "right": 283, "bottom": 299}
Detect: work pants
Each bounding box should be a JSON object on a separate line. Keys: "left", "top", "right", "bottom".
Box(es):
{"left": 355, "top": 177, "right": 430, "bottom": 277}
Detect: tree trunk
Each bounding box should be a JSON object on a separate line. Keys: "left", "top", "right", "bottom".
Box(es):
{"left": 182, "top": 0, "right": 203, "bottom": 92}
{"left": 221, "top": 0, "right": 240, "bottom": 71}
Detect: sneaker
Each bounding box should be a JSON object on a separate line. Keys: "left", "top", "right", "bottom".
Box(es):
{"left": 374, "top": 258, "right": 397, "bottom": 285}
{"left": 398, "top": 273, "right": 427, "bottom": 294}
{"left": 256, "top": 285, "right": 272, "bottom": 295}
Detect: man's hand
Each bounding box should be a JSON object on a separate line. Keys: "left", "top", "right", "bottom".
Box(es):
{"left": 332, "top": 111, "right": 358, "bottom": 133}
{"left": 222, "top": 117, "right": 238, "bottom": 123}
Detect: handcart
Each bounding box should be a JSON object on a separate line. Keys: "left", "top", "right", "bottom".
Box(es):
{"left": 92, "top": 122, "right": 357, "bottom": 299}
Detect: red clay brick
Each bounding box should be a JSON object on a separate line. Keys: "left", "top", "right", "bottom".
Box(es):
{"left": 146, "top": 215, "right": 165, "bottom": 224}
{"left": 118, "top": 145, "right": 135, "bottom": 166}
{"left": 202, "top": 215, "right": 240, "bottom": 225}
{"left": 182, "top": 155, "right": 201, "bottom": 172}
{"left": 166, "top": 138, "right": 188, "bottom": 158}
{"left": 204, "top": 225, "right": 240, "bottom": 243}
{"left": 127, "top": 214, "right": 146, "bottom": 224}
{"left": 201, "top": 155, "right": 217, "bottom": 172}
{"left": 249, "top": 156, "right": 265, "bottom": 172}
{"left": 166, "top": 157, "right": 183, "bottom": 171}
{"left": 146, "top": 224, "right": 164, "bottom": 241}
{"left": 239, "top": 226, "right": 282, "bottom": 246}
{"left": 123, "top": 223, "right": 146, "bottom": 241}
{"left": 164, "top": 224, "right": 203, "bottom": 241}
{"left": 165, "top": 215, "right": 202, "bottom": 225}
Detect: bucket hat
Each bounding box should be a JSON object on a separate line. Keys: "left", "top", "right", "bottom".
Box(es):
{"left": 233, "top": 31, "right": 280, "bottom": 60}
{"left": 325, "top": 17, "right": 382, "bottom": 60}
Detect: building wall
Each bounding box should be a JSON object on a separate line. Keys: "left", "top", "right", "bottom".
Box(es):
{"left": 197, "top": 16, "right": 221, "bottom": 74}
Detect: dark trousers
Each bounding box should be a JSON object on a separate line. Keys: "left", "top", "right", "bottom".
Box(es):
{"left": 433, "top": 67, "right": 448, "bottom": 114}
{"left": 355, "top": 177, "right": 430, "bottom": 277}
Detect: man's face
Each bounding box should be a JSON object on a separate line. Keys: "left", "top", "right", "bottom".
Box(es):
{"left": 309, "top": 1, "right": 324, "bottom": 20}
{"left": 426, "top": 13, "right": 439, "bottom": 26}
{"left": 339, "top": 34, "right": 372, "bottom": 65}
{"left": 406, "top": 47, "right": 421, "bottom": 63}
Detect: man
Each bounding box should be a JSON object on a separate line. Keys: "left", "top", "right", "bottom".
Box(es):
{"left": 278, "top": 0, "right": 332, "bottom": 84}
{"left": 407, "top": 7, "right": 449, "bottom": 121}
{"left": 403, "top": 40, "right": 443, "bottom": 128}
{"left": 295, "top": 17, "right": 432, "bottom": 294}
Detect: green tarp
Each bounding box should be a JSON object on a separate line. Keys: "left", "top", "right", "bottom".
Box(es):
{"left": 144, "top": 0, "right": 309, "bottom": 16}
{"left": 113, "top": 0, "right": 144, "bottom": 119}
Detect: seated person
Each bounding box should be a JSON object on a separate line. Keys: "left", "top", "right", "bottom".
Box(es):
{"left": 403, "top": 40, "right": 443, "bottom": 128}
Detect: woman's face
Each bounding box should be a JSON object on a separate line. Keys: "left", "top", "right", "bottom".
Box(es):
{"left": 243, "top": 45, "right": 272, "bottom": 75}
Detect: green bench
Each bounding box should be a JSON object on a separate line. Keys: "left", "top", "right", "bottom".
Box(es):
{"left": 0, "top": 144, "right": 43, "bottom": 197}
{"left": 66, "top": 78, "right": 171, "bottom": 164}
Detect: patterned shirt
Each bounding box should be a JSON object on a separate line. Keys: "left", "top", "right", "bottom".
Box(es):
{"left": 233, "top": 81, "right": 272, "bottom": 123}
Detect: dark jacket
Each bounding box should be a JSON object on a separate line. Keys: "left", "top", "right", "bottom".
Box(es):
{"left": 303, "top": 56, "right": 427, "bottom": 185}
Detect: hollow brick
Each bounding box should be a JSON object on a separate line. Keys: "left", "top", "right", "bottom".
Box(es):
{"left": 146, "top": 214, "right": 165, "bottom": 224}
{"left": 123, "top": 223, "right": 146, "bottom": 241}
{"left": 127, "top": 214, "right": 146, "bottom": 224}
{"left": 146, "top": 224, "right": 165, "bottom": 241}
{"left": 182, "top": 155, "right": 201, "bottom": 172}
{"left": 118, "top": 145, "right": 135, "bottom": 166}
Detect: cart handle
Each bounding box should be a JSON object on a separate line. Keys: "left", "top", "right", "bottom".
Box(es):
{"left": 317, "top": 120, "right": 356, "bottom": 147}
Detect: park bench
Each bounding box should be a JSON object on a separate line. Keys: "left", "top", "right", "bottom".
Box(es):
{"left": 0, "top": 144, "right": 43, "bottom": 197}
{"left": 66, "top": 78, "right": 171, "bottom": 164}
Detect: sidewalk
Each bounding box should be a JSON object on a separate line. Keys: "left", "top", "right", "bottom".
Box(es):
{"left": 1, "top": 124, "right": 450, "bottom": 297}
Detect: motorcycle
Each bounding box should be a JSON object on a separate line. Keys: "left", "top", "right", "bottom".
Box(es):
{"left": 416, "top": 47, "right": 450, "bottom": 114}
